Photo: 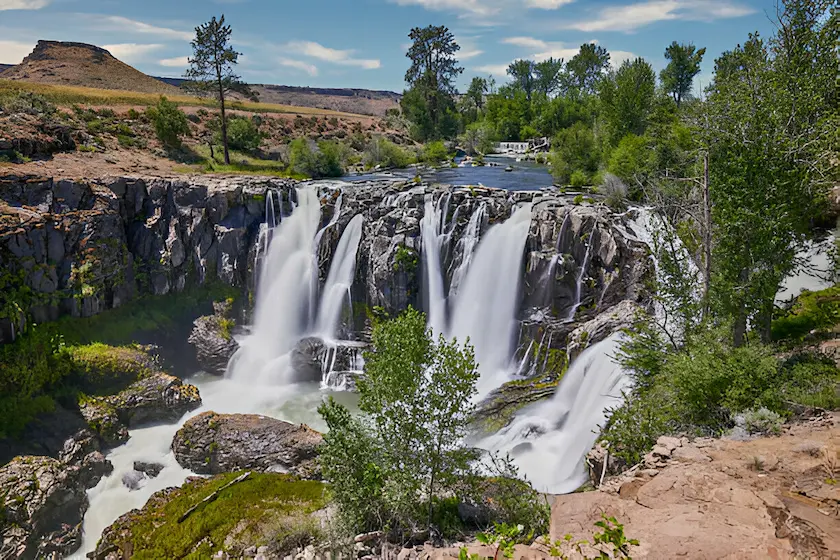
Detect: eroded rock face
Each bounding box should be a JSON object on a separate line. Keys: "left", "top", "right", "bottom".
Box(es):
{"left": 0, "top": 175, "right": 295, "bottom": 342}
{"left": 189, "top": 300, "right": 239, "bottom": 376}
{"left": 0, "top": 430, "right": 112, "bottom": 559}
{"left": 81, "top": 373, "right": 202, "bottom": 447}
{"left": 566, "top": 300, "right": 643, "bottom": 362}
{"left": 171, "top": 412, "right": 322, "bottom": 479}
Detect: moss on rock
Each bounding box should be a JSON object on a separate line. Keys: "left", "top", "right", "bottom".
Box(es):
{"left": 68, "top": 343, "right": 159, "bottom": 395}
{"left": 93, "top": 473, "right": 327, "bottom": 560}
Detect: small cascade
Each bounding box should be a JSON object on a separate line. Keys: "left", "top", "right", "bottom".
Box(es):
{"left": 229, "top": 186, "right": 365, "bottom": 386}
{"left": 449, "top": 201, "right": 486, "bottom": 296}
{"left": 479, "top": 333, "right": 630, "bottom": 494}
{"left": 421, "top": 194, "right": 449, "bottom": 336}
{"left": 565, "top": 227, "right": 596, "bottom": 322}
{"left": 315, "top": 214, "right": 365, "bottom": 340}
{"left": 448, "top": 203, "right": 533, "bottom": 397}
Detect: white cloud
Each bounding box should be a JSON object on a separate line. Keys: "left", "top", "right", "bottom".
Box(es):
{"left": 278, "top": 57, "right": 318, "bottom": 76}
{"left": 502, "top": 36, "right": 596, "bottom": 62}
{"left": 503, "top": 36, "right": 550, "bottom": 50}
{"left": 563, "top": 0, "right": 755, "bottom": 32}
{"left": 388, "top": 0, "right": 499, "bottom": 16}
{"left": 524, "top": 0, "right": 575, "bottom": 8}
{"left": 159, "top": 56, "right": 189, "bottom": 68}
{"left": 0, "top": 40, "right": 35, "bottom": 63}
{"left": 103, "top": 43, "right": 164, "bottom": 63}
{"left": 100, "top": 16, "right": 193, "bottom": 41}
{"left": 0, "top": 0, "right": 49, "bottom": 10}
{"left": 472, "top": 63, "right": 510, "bottom": 78}
{"left": 460, "top": 49, "right": 484, "bottom": 60}
{"left": 285, "top": 40, "right": 380, "bottom": 70}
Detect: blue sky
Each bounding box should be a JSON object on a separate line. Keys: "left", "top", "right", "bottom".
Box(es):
{"left": 0, "top": 0, "right": 777, "bottom": 93}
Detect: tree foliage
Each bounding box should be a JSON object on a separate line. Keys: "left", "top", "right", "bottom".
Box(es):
{"left": 184, "top": 15, "right": 256, "bottom": 164}
{"left": 402, "top": 25, "right": 463, "bottom": 141}
{"left": 599, "top": 57, "right": 657, "bottom": 146}
{"left": 660, "top": 42, "right": 706, "bottom": 106}
{"left": 564, "top": 43, "right": 611, "bottom": 96}
{"left": 145, "top": 96, "right": 190, "bottom": 150}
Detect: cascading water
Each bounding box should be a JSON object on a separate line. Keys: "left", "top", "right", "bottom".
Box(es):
{"left": 565, "top": 227, "right": 596, "bottom": 322}
{"left": 421, "top": 194, "right": 450, "bottom": 336}
{"left": 479, "top": 333, "right": 630, "bottom": 494}
{"left": 439, "top": 203, "right": 533, "bottom": 398}
{"left": 315, "top": 214, "right": 364, "bottom": 340}
{"left": 449, "top": 201, "right": 486, "bottom": 297}
{"left": 72, "top": 186, "right": 367, "bottom": 558}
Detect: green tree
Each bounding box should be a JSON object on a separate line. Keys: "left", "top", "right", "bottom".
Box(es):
{"left": 706, "top": 0, "right": 837, "bottom": 345}
{"left": 402, "top": 25, "right": 463, "bottom": 140}
{"left": 466, "top": 76, "right": 489, "bottom": 111}
{"left": 660, "top": 42, "right": 707, "bottom": 107}
{"left": 184, "top": 15, "right": 256, "bottom": 165}
{"left": 507, "top": 59, "right": 536, "bottom": 101}
{"left": 599, "top": 57, "right": 656, "bottom": 146}
{"left": 319, "top": 308, "right": 479, "bottom": 533}
{"left": 534, "top": 57, "right": 565, "bottom": 97}
{"left": 563, "top": 43, "right": 610, "bottom": 96}
{"left": 145, "top": 96, "right": 190, "bottom": 150}
{"left": 549, "top": 121, "right": 600, "bottom": 184}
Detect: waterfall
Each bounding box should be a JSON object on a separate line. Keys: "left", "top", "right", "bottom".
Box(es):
{"left": 449, "top": 201, "right": 486, "bottom": 296}
{"left": 448, "top": 203, "right": 533, "bottom": 397}
{"left": 565, "top": 227, "right": 596, "bottom": 322}
{"left": 421, "top": 194, "right": 449, "bottom": 336}
{"left": 479, "top": 333, "right": 630, "bottom": 494}
{"left": 315, "top": 214, "right": 364, "bottom": 340}
{"left": 228, "top": 187, "right": 364, "bottom": 385}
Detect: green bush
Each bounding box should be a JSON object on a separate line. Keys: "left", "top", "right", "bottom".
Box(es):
{"left": 224, "top": 117, "right": 262, "bottom": 152}
{"left": 741, "top": 407, "right": 783, "bottom": 435}
{"left": 772, "top": 286, "right": 840, "bottom": 343}
{"left": 0, "top": 91, "right": 57, "bottom": 116}
{"left": 289, "top": 138, "right": 345, "bottom": 178}
{"left": 606, "top": 134, "right": 654, "bottom": 194}
{"left": 421, "top": 140, "right": 450, "bottom": 165}
{"left": 363, "top": 137, "right": 414, "bottom": 169}
{"left": 0, "top": 327, "right": 73, "bottom": 438}
{"left": 549, "top": 122, "right": 599, "bottom": 184}
{"left": 570, "top": 170, "right": 588, "bottom": 188}
{"left": 146, "top": 96, "right": 190, "bottom": 149}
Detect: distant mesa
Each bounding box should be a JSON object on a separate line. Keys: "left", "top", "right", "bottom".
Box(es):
{"left": 1, "top": 40, "right": 180, "bottom": 95}
{"left": 0, "top": 40, "right": 401, "bottom": 116}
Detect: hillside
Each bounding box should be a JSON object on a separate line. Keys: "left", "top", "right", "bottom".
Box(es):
{"left": 0, "top": 64, "right": 13, "bottom": 74}
{"left": 2, "top": 41, "right": 181, "bottom": 95}
{"left": 155, "top": 79, "right": 401, "bottom": 116}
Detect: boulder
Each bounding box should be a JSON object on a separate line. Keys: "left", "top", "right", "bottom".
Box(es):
{"left": 0, "top": 431, "right": 111, "bottom": 559}
{"left": 171, "top": 412, "right": 322, "bottom": 479}
{"left": 566, "top": 300, "right": 643, "bottom": 362}
{"left": 188, "top": 300, "right": 239, "bottom": 376}
{"left": 290, "top": 337, "right": 326, "bottom": 383}
{"left": 81, "top": 372, "right": 202, "bottom": 447}
{"left": 133, "top": 461, "right": 164, "bottom": 478}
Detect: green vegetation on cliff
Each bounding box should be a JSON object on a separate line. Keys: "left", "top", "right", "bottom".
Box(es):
{"left": 97, "top": 473, "right": 327, "bottom": 559}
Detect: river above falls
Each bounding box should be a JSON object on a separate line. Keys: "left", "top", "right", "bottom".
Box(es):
{"left": 345, "top": 156, "right": 554, "bottom": 191}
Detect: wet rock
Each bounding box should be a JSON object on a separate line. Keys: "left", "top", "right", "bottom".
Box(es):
{"left": 566, "top": 300, "right": 643, "bottom": 362}
{"left": 81, "top": 372, "right": 202, "bottom": 447}
{"left": 133, "top": 461, "right": 164, "bottom": 478}
{"left": 189, "top": 299, "right": 239, "bottom": 376}
{"left": 0, "top": 431, "right": 111, "bottom": 559}
{"left": 290, "top": 337, "right": 326, "bottom": 383}
{"left": 171, "top": 412, "right": 323, "bottom": 479}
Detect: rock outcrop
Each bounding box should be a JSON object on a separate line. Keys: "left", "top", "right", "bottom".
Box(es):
{"left": 0, "top": 430, "right": 112, "bottom": 559}
{"left": 0, "top": 174, "right": 295, "bottom": 342}
{"left": 189, "top": 299, "right": 239, "bottom": 375}
{"left": 81, "top": 372, "right": 202, "bottom": 447}
{"left": 171, "top": 412, "right": 322, "bottom": 479}
{"left": 555, "top": 413, "right": 840, "bottom": 559}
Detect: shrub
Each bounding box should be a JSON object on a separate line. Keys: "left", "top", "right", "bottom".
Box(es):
{"left": 0, "top": 91, "right": 57, "bottom": 116}
{"left": 601, "top": 173, "right": 629, "bottom": 211}
{"left": 145, "top": 96, "right": 190, "bottom": 149}
{"left": 772, "top": 286, "right": 840, "bottom": 343}
{"left": 225, "top": 116, "right": 262, "bottom": 152}
{"left": 570, "top": 170, "right": 588, "bottom": 188}
{"left": 741, "top": 407, "right": 783, "bottom": 435}
{"left": 0, "top": 327, "right": 73, "bottom": 438}
{"left": 421, "top": 140, "right": 450, "bottom": 165}
{"left": 549, "top": 122, "right": 599, "bottom": 184}
{"left": 288, "top": 138, "right": 345, "bottom": 178}
{"left": 363, "top": 137, "right": 414, "bottom": 169}
{"left": 606, "top": 134, "right": 654, "bottom": 196}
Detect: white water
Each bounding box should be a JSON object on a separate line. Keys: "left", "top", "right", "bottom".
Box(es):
{"left": 448, "top": 204, "right": 533, "bottom": 397}
{"left": 480, "top": 333, "right": 630, "bottom": 494}
{"left": 315, "top": 214, "right": 364, "bottom": 340}
{"left": 73, "top": 186, "right": 366, "bottom": 558}
{"left": 449, "top": 201, "right": 486, "bottom": 297}
{"left": 565, "top": 228, "right": 595, "bottom": 322}
{"left": 421, "top": 194, "right": 450, "bottom": 336}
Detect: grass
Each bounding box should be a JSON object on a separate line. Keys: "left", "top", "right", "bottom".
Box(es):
{"left": 0, "top": 79, "right": 363, "bottom": 118}
{"left": 67, "top": 343, "right": 159, "bottom": 395}
{"left": 173, "top": 144, "right": 309, "bottom": 178}
{"left": 54, "top": 282, "right": 239, "bottom": 346}
{"left": 105, "top": 473, "right": 327, "bottom": 560}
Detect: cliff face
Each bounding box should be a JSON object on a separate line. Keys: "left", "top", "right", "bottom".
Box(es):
{"left": 0, "top": 174, "right": 653, "bottom": 363}
{"left": 0, "top": 175, "right": 294, "bottom": 342}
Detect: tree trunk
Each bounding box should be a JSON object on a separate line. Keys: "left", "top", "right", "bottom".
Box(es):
{"left": 702, "top": 152, "right": 712, "bottom": 318}
{"left": 218, "top": 77, "right": 230, "bottom": 165}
